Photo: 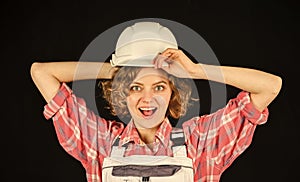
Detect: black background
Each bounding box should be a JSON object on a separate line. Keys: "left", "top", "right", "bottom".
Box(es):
{"left": 2, "top": 0, "right": 299, "bottom": 181}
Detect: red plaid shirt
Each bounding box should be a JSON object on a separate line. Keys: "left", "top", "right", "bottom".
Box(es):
{"left": 43, "top": 83, "right": 269, "bottom": 182}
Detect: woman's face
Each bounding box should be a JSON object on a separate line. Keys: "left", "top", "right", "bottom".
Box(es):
{"left": 126, "top": 68, "right": 172, "bottom": 129}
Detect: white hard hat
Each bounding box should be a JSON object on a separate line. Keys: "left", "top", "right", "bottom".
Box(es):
{"left": 110, "top": 21, "right": 178, "bottom": 67}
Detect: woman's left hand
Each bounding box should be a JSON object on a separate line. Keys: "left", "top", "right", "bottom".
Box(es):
{"left": 152, "top": 48, "right": 198, "bottom": 78}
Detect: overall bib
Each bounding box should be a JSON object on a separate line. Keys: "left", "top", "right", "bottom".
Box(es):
{"left": 102, "top": 128, "right": 194, "bottom": 182}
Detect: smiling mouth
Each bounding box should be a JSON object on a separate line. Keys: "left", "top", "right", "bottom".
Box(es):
{"left": 139, "top": 107, "right": 157, "bottom": 117}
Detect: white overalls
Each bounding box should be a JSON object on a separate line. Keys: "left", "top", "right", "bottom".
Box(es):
{"left": 102, "top": 128, "right": 194, "bottom": 182}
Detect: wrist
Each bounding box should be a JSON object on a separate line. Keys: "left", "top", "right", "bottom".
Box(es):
{"left": 190, "top": 63, "right": 206, "bottom": 79}
{"left": 98, "top": 62, "right": 117, "bottom": 79}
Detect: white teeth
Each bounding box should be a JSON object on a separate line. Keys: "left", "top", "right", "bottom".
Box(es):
{"left": 139, "top": 107, "right": 155, "bottom": 111}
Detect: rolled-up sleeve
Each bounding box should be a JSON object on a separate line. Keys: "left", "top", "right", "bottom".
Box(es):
{"left": 43, "top": 83, "right": 73, "bottom": 119}
{"left": 237, "top": 91, "right": 269, "bottom": 125}
{"left": 43, "top": 83, "right": 124, "bottom": 168}
{"left": 210, "top": 91, "right": 269, "bottom": 171}
{"left": 183, "top": 91, "right": 269, "bottom": 179}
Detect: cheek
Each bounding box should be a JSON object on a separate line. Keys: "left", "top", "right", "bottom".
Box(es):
{"left": 164, "top": 89, "right": 172, "bottom": 102}
{"left": 126, "top": 95, "right": 138, "bottom": 108}
{"left": 155, "top": 93, "right": 171, "bottom": 107}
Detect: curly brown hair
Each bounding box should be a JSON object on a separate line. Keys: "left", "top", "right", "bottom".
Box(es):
{"left": 100, "top": 66, "right": 193, "bottom": 119}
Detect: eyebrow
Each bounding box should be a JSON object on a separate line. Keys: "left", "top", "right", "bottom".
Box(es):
{"left": 131, "top": 80, "right": 168, "bottom": 86}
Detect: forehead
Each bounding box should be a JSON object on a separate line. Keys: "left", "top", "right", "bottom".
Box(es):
{"left": 133, "top": 68, "right": 169, "bottom": 82}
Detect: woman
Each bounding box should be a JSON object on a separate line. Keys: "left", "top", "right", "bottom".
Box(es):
{"left": 30, "top": 22, "right": 282, "bottom": 182}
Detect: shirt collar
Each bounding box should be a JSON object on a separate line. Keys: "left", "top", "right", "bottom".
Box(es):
{"left": 119, "top": 118, "right": 173, "bottom": 147}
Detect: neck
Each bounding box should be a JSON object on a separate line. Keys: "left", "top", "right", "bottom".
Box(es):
{"left": 137, "top": 126, "right": 158, "bottom": 144}
{"left": 132, "top": 118, "right": 166, "bottom": 145}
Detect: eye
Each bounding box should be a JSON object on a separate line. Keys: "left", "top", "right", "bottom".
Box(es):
{"left": 155, "top": 85, "right": 165, "bottom": 91}
{"left": 130, "top": 85, "right": 142, "bottom": 92}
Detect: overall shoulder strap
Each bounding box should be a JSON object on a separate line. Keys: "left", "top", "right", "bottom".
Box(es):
{"left": 110, "top": 135, "right": 126, "bottom": 157}
{"left": 170, "top": 127, "right": 185, "bottom": 146}
{"left": 170, "top": 127, "right": 187, "bottom": 157}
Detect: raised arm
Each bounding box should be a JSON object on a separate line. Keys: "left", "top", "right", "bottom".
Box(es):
{"left": 155, "top": 48, "right": 282, "bottom": 112}
{"left": 195, "top": 64, "right": 282, "bottom": 112}
{"left": 30, "top": 61, "right": 116, "bottom": 103}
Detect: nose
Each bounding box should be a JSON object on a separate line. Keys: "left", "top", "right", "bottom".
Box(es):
{"left": 141, "top": 89, "right": 154, "bottom": 103}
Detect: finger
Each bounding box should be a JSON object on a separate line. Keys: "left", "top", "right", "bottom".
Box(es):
{"left": 158, "top": 54, "right": 168, "bottom": 68}
{"left": 164, "top": 52, "right": 178, "bottom": 65}
{"left": 156, "top": 54, "right": 169, "bottom": 68}
{"left": 160, "top": 51, "right": 172, "bottom": 58}
{"left": 161, "top": 63, "right": 171, "bottom": 73}
{"left": 161, "top": 48, "right": 178, "bottom": 56}
{"left": 152, "top": 53, "right": 167, "bottom": 68}
{"left": 152, "top": 53, "right": 160, "bottom": 68}
{"left": 164, "top": 54, "right": 173, "bottom": 64}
